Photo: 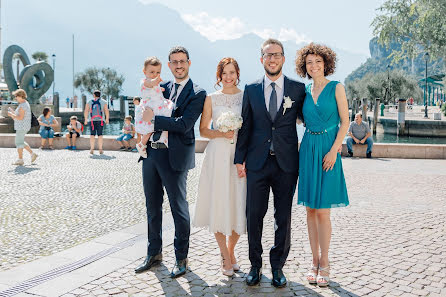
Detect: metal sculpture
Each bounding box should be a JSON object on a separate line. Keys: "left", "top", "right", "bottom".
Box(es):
{"left": 3, "top": 45, "right": 54, "bottom": 104}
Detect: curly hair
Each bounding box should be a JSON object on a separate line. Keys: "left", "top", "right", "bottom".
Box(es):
{"left": 295, "top": 43, "right": 337, "bottom": 79}
{"left": 215, "top": 57, "right": 240, "bottom": 88}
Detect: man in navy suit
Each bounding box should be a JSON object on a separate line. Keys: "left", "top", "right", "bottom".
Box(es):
{"left": 234, "top": 39, "right": 305, "bottom": 287}
{"left": 135, "top": 46, "right": 206, "bottom": 278}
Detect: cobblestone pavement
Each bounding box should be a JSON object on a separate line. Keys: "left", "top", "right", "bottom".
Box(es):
{"left": 0, "top": 148, "right": 203, "bottom": 271}
{"left": 59, "top": 158, "right": 446, "bottom": 297}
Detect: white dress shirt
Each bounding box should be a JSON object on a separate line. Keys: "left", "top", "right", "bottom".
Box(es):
{"left": 264, "top": 74, "right": 284, "bottom": 113}
{"left": 151, "top": 76, "right": 190, "bottom": 145}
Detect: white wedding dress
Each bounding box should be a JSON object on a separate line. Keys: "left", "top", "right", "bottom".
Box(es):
{"left": 193, "top": 90, "right": 247, "bottom": 236}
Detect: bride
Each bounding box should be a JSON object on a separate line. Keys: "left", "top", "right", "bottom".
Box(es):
{"left": 193, "top": 57, "right": 246, "bottom": 277}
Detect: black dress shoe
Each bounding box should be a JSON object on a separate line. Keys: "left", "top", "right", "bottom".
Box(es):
{"left": 246, "top": 267, "right": 262, "bottom": 286}
{"left": 170, "top": 258, "right": 188, "bottom": 278}
{"left": 272, "top": 269, "right": 287, "bottom": 287}
{"left": 134, "top": 253, "right": 162, "bottom": 273}
{"left": 366, "top": 151, "right": 372, "bottom": 158}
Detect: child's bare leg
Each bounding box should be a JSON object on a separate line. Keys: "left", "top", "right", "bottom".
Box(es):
{"left": 141, "top": 133, "right": 152, "bottom": 146}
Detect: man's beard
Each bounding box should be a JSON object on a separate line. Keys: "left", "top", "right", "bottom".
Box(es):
{"left": 264, "top": 64, "right": 282, "bottom": 77}
{"left": 174, "top": 68, "right": 188, "bottom": 79}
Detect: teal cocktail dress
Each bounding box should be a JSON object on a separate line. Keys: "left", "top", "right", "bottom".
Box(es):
{"left": 297, "top": 81, "right": 349, "bottom": 209}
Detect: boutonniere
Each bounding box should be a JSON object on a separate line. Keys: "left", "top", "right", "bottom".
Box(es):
{"left": 283, "top": 96, "right": 295, "bottom": 115}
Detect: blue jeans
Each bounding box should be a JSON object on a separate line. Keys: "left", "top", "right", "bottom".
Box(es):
{"left": 346, "top": 137, "right": 373, "bottom": 153}
{"left": 116, "top": 133, "right": 133, "bottom": 142}
{"left": 39, "top": 128, "right": 55, "bottom": 139}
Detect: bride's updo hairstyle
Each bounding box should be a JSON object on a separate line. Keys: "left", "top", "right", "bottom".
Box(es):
{"left": 215, "top": 57, "right": 240, "bottom": 88}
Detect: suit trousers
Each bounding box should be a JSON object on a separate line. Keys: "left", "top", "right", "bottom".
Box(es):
{"left": 142, "top": 147, "right": 190, "bottom": 260}
{"left": 246, "top": 154, "right": 298, "bottom": 269}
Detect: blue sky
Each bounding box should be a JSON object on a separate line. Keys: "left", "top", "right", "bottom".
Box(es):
{"left": 139, "top": 0, "right": 386, "bottom": 56}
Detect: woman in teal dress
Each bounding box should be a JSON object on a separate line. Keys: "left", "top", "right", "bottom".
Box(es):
{"left": 295, "top": 43, "right": 349, "bottom": 287}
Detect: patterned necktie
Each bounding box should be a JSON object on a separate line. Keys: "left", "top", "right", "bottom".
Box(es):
{"left": 269, "top": 82, "right": 277, "bottom": 151}
{"left": 152, "top": 83, "right": 180, "bottom": 142}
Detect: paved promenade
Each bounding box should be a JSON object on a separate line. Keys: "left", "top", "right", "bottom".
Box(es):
{"left": 0, "top": 148, "right": 445, "bottom": 296}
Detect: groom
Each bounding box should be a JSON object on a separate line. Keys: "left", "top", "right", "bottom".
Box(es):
{"left": 135, "top": 46, "right": 206, "bottom": 278}
{"left": 234, "top": 38, "right": 305, "bottom": 287}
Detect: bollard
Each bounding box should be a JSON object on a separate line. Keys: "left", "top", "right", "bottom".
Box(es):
{"left": 53, "top": 92, "right": 60, "bottom": 116}
{"left": 380, "top": 103, "right": 385, "bottom": 116}
{"left": 361, "top": 98, "right": 368, "bottom": 121}
{"left": 351, "top": 98, "right": 358, "bottom": 121}
{"left": 373, "top": 98, "right": 380, "bottom": 134}
{"left": 397, "top": 98, "right": 407, "bottom": 136}
{"left": 120, "top": 96, "right": 126, "bottom": 119}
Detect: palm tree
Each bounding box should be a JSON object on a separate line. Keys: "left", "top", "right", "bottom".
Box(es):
{"left": 74, "top": 67, "right": 125, "bottom": 101}
{"left": 32, "top": 51, "right": 49, "bottom": 62}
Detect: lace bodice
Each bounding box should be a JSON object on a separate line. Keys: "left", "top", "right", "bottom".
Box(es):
{"left": 210, "top": 90, "right": 243, "bottom": 125}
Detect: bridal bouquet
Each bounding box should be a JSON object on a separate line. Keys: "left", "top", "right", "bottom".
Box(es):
{"left": 216, "top": 111, "right": 243, "bottom": 144}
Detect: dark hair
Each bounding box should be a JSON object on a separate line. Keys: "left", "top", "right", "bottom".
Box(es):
{"left": 93, "top": 90, "right": 101, "bottom": 97}
{"left": 215, "top": 57, "right": 240, "bottom": 88}
{"left": 261, "top": 38, "right": 284, "bottom": 56}
{"left": 43, "top": 107, "right": 51, "bottom": 117}
{"left": 168, "top": 46, "right": 189, "bottom": 61}
{"left": 295, "top": 42, "right": 337, "bottom": 79}
{"left": 133, "top": 97, "right": 141, "bottom": 103}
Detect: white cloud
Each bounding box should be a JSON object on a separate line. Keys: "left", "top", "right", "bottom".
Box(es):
{"left": 278, "top": 28, "right": 311, "bottom": 44}
{"left": 182, "top": 12, "right": 247, "bottom": 41}
{"left": 181, "top": 12, "right": 309, "bottom": 44}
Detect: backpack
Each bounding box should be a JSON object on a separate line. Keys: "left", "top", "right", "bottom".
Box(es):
{"left": 31, "top": 112, "right": 39, "bottom": 127}
{"left": 90, "top": 99, "right": 104, "bottom": 130}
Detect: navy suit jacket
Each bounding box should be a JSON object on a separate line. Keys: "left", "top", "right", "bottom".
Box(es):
{"left": 153, "top": 79, "right": 206, "bottom": 171}
{"left": 234, "top": 76, "right": 305, "bottom": 173}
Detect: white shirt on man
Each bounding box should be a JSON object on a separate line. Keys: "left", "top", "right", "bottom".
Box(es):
{"left": 264, "top": 74, "right": 284, "bottom": 113}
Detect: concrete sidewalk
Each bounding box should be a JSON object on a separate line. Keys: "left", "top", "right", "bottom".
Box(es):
{"left": 0, "top": 153, "right": 445, "bottom": 296}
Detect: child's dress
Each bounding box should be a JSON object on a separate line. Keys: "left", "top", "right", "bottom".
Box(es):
{"left": 135, "top": 79, "right": 173, "bottom": 146}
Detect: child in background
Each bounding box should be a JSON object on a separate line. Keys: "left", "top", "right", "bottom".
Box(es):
{"left": 116, "top": 115, "right": 135, "bottom": 151}
{"left": 65, "top": 116, "right": 83, "bottom": 150}
{"left": 134, "top": 57, "right": 173, "bottom": 158}
{"left": 132, "top": 97, "right": 142, "bottom": 145}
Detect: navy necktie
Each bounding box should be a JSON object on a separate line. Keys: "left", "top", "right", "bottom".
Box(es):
{"left": 153, "top": 83, "right": 180, "bottom": 142}
{"left": 269, "top": 82, "right": 277, "bottom": 151}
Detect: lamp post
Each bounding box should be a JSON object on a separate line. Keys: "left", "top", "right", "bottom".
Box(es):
{"left": 51, "top": 54, "right": 56, "bottom": 101}
{"left": 424, "top": 52, "right": 429, "bottom": 118}
{"left": 386, "top": 64, "right": 391, "bottom": 104}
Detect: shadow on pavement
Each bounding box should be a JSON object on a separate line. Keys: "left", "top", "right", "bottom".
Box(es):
{"left": 8, "top": 165, "right": 40, "bottom": 175}
{"left": 89, "top": 154, "right": 116, "bottom": 160}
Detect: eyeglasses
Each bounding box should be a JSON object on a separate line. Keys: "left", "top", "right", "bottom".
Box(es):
{"left": 169, "top": 60, "right": 189, "bottom": 66}
{"left": 262, "top": 52, "right": 283, "bottom": 60}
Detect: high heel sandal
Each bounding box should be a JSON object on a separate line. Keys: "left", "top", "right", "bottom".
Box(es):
{"left": 306, "top": 265, "right": 318, "bottom": 284}
{"left": 317, "top": 265, "right": 330, "bottom": 287}
{"left": 220, "top": 254, "right": 234, "bottom": 277}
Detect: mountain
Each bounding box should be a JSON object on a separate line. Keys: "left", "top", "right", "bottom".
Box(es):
{"left": 345, "top": 37, "right": 445, "bottom": 83}
{"left": 2, "top": 1, "right": 367, "bottom": 99}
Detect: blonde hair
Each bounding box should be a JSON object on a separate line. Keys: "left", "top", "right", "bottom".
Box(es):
{"left": 125, "top": 115, "right": 133, "bottom": 121}
{"left": 12, "top": 89, "right": 27, "bottom": 99}
{"left": 144, "top": 56, "right": 161, "bottom": 69}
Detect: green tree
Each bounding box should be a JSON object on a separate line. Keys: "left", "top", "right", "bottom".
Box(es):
{"left": 346, "top": 70, "right": 422, "bottom": 104}
{"left": 74, "top": 67, "right": 125, "bottom": 102}
{"left": 372, "top": 0, "right": 446, "bottom": 63}
{"left": 31, "top": 51, "right": 49, "bottom": 62}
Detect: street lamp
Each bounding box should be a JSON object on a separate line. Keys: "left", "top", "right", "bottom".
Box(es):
{"left": 387, "top": 64, "right": 391, "bottom": 104}
{"left": 424, "top": 52, "right": 429, "bottom": 118}
{"left": 52, "top": 54, "right": 56, "bottom": 99}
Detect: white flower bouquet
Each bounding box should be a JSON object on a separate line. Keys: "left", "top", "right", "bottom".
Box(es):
{"left": 215, "top": 111, "right": 243, "bottom": 144}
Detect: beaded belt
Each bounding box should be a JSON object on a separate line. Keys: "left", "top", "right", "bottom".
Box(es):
{"left": 305, "top": 125, "right": 338, "bottom": 135}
